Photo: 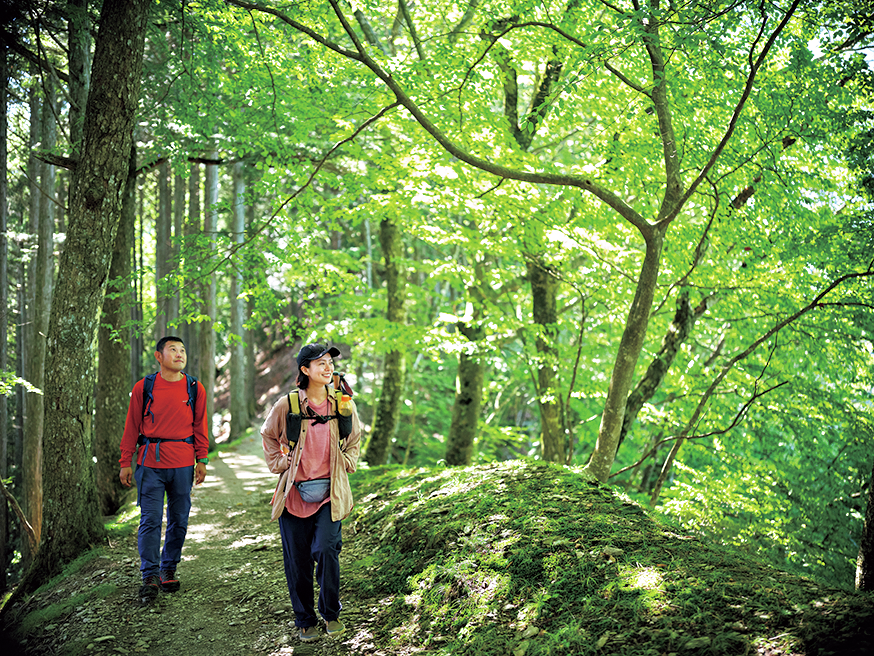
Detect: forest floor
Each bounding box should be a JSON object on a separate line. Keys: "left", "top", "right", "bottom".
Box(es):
{"left": 3, "top": 429, "right": 874, "bottom": 656}
{"left": 0, "top": 429, "right": 374, "bottom": 656}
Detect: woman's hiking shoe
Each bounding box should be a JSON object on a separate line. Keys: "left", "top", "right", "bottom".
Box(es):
{"left": 160, "top": 570, "right": 180, "bottom": 593}
{"left": 139, "top": 575, "right": 161, "bottom": 602}
{"left": 299, "top": 626, "right": 319, "bottom": 642}
{"left": 325, "top": 619, "right": 345, "bottom": 636}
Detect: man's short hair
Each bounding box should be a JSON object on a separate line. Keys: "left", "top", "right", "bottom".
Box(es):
{"left": 156, "top": 336, "right": 185, "bottom": 354}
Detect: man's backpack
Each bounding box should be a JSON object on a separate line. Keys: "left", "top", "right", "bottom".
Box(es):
{"left": 138, "top": 372, "right": 199, "bottom": 463}
{"left": 142, "top": 372, "right": 198, "bottom": 422}
{"left": 286, "top": 374, "right": 353, "bottom": 452}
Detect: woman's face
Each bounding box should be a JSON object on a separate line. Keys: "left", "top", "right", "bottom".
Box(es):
{"left": 302, "top": 355, "right": 335, "bottom": 386}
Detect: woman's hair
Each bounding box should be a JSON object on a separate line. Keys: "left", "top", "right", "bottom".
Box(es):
{"left": 297, "top": 369, "right": 311, "bottom": 390}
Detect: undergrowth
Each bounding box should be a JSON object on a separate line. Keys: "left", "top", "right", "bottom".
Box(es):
{"left": 346, "top": 459, "right": 874, "bottom": 656}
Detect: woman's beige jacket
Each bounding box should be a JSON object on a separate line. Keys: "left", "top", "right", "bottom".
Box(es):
{"left": 261, "top": 386, "right": 361, "bottom": 522}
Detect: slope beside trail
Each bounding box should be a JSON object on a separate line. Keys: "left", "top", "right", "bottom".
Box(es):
{"left": 9, "top": 431, "right": 376, "bottom": 656}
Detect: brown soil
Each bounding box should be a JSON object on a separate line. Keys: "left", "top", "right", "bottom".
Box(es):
{"left": 3, "top": 431, "right": 374, "bottom": 656}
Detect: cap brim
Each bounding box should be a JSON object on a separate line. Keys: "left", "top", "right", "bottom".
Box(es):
{"left": 312, "top": 346, "right": 341, "bottom": 360}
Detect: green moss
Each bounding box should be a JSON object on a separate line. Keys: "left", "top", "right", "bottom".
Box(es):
{"left": 15, "top": 584, "right": 117, "bottom": 638}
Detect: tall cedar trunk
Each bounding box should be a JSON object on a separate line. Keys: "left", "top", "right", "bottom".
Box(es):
{"left": 130, "top": 183, "right": 144, "bottom": 385}
{"left": 202, "top": 150, "right": 218, "bottom": 449}
{"left": 155, "top": 160, "right": 171, "bottom": 340}
{"left": 171, "top": 171, "right": 183, "bottom": 325}
{"left": 444, "top": 320, "right": 485, "bottom": 466}
{"left": 245, "top": 200, "right": 257, "bottom": 419}
{"left": 183, "top": 161, "right": 201, "bottom": 377}
{"left": 229, "top": 161, "right": 247, "bottom": 439}
{"left": 364, "top": 217, "right": 406, "bottom": 465}
{"left": 857, "top": 457, "right": 874, "bottom": 590}
{"left": 67, "top": 0, "right": 90, "bottom": 156}
{"left": 528, "top": 259, "right": 565, "bottom": 463}
{"left": 584, "top": 232, "right": 664, "bottom": 481}
{"left": 0, "top": 41, "right": 9, "bottom": 590}
{"left": 94, "top": 143, "right": 136, "bottom": 515}
{"left": 22, "top": 82, "right": 57, "bottom": 566}
{"left": 9, "top": 0, "right": 152, "bottom": 600}
{"left": 18, "top": 80, "right": 40, "bottom": 501}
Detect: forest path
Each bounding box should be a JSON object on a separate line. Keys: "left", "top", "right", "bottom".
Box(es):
{"left": 10, "top": 432, "right": 377, "bottom": 656}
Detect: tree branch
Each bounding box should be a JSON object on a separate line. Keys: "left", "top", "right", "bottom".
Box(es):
{"left": 0, "top": 478, "right": 38, "bottom": 549}
{"left": 398, "top": 0, "right": 425, "bottom": 59}
{"left": 643, "top": 261, "right": 874, "bottom": 503}
{"left": 666, "top": 0, "right": 803, "bottom": 224}
{"left": 225, "top": 0, "right": 652, "bottom": 237}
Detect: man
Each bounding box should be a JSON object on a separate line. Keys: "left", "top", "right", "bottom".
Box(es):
{"left": 119, "top": 336, "right": 209, "bottom": 601}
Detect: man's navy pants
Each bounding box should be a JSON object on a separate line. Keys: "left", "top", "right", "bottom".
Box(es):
{"left": 135, "top": 465, "right": 193, "bottom": 579}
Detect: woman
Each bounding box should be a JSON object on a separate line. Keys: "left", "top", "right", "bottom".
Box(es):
{"left": 261, "top": 343, "right": 362, "bottom": 642}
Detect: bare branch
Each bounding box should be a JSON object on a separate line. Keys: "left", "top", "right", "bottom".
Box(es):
{"left": 0, "top": 478, "right": 38, "bottom": 549}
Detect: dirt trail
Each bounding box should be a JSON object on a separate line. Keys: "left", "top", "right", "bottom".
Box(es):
{"left": 8, "top": 432, "right": 372, "bottom": 656}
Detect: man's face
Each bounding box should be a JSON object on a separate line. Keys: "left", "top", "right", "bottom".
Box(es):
{"left": 302, "top": 354, "right": 334, "bottom": 386}
{"left": 156, "top": 340, "right": 186, "bottom": 372}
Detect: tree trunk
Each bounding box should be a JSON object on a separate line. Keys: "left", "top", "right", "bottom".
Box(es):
{"left": 857, "top": 457, "right": 874, "bottom": 590}
{"left": 22, "top": 81, "right": 57, "bottom": 567}
{"left": 528, "top": 259, "right": 565, "bottom": 463}
{"left": 584, "top": 231, "right": 664, "bottom": 482}
{"left": 9, "top": 0, "right": 152, "bottom": 600}
{"left": 131, "top": 182, "right": 144, "bottom": 384}
{"left": 364, "top": 217, "right": 406, "bottom": 465}
{"left": 245, "top": 200, "right": 257, "bottom": 420}
{"left": 183, "top": 161, "right": 201, "bottom": 377}
{"left": 155, "top": 160, "right": 171, "bottom": 339}
{"left": 201, "top": 150, "right": 218, "bottom": 449}
{"left": 0, "top": 41, "right": 9, "bottom": 591}
{"left": 616, "top": 291, "right": 707, "bottom": 456}
{"left": 171, "top": 170, "right": 183, "bottom": 326}
{"left": 229, "top": 161, "right": 247, "bottom": 440}
{"left": 67, "top": 0, "right": 91, "bottom": 156}
{"left": 94, "top": 142, "right": 136, "bottom": 515}
{"left": 444, "top": 320, "right": 485, "bottom": 466}
{"left": 445, "top": 259, "right": 486, "bottom": 467}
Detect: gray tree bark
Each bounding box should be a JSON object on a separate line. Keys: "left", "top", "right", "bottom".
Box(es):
{"left": 528, "top": 259, "right": 565, "bottom": 463}
{"left": 8, "top": 0, "right": 152, "bottom": 601}
{"left": 0, "top": 40, "right": 9, "bottom": 591}
{"left": 155, "top": 160, "right": 171, "bottom": 339}
{"left": 229, "top": 160, "right": 248, "bottom": 439}
{"left": 364, "top": 217, "right": 407, "bottom": 465}
{"left": 94, "top": 142, "right": 136, "bottom": 515}
{"left": 22, "top": 80, "right": 57, "bottom": 568}
{"left": 201, "top": 150, "right": 219, "bottom": 449}
{"left": 183, "top": 161, "right": 201, "bottom": 377}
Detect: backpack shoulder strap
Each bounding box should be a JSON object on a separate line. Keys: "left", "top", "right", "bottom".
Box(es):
{"left": 142, "top": 372, "right": 158, "bottom": 423}
{"left": 185, "top": 374, "right": 198, "bottom": 420}
{"left": 287, "top": 389, "right": 301, "bottom": 415}
{"left": 286, "top": 389, "right": 302, "bottom": 451}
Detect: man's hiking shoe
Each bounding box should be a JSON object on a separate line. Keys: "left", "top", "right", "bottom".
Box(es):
{"left": 326, "top": 619, "right": 345, "bottom": 636}
{"left": 299, "top": 626, "right": 319, "bottom": 642}
{"left": 139, "top": 575, "right": 161, "bottom": 602}
{"left": 160, "top": 570, "right": 180, "bottom": 593}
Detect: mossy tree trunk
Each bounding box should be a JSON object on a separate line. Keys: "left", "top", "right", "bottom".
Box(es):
{"left": 94, "top": 142, "right": 136, "bottom": 515}
{"left": 444, "top": 320, "right": 485, "bottom": 467}
{"left": 9, "top": 0, "right": 152, "bottom": 601}
{"left": 364, "top": 217, "right": 406, "bottom": 466}
{"left": 528, "top": 259, "right": 565, "bottom": 463}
